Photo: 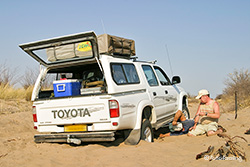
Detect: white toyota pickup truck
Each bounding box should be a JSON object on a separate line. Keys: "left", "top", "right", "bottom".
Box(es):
{"left": 19, "top": 31, "right": 189, "bottom": 145}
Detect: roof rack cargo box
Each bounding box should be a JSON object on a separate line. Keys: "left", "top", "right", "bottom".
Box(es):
{"left": 97, "top": 34, "right": 136, "bottom": 57}
{"left": 46, "top": 34, "right": 136, "bottom": 62}
{"left": 19, "top": 31, "right": 136, "bottom": 66}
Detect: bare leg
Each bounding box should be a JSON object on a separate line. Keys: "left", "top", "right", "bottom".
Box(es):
{"left": 187, "top": 133, "right": 194, "bottom": 137}
{"left": 159, "top": 110, "right": 187, "bottom": 138}
{"left": 159, "top": 133, "right": 171, "bottom": 138}
{"left": 172, "top": 110, "right": 186, "bottom": 125}
{"left": 206, "top": 129, "right": 223, "bottom": 136}
{"left": 179, "top": 113, "right": 186, "bottom": 122}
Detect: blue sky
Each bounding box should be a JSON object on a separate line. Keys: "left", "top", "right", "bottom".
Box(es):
{"left": 0, "top": 0, "right": 249, "bottom": 98}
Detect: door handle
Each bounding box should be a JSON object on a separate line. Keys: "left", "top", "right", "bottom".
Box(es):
{"left": 165, "top": 90, "right": 168, "bottom": 94}
{"left": 153, "top": 92, "right": 157, "bottom": 96}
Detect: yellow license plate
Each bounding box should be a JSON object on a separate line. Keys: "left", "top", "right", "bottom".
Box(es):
{"left": 64, "top": 124, "right": 87, "bottom": 132}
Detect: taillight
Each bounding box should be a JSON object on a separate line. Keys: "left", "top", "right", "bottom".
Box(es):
{"left": 109, "top": 100, "right": 120, "bottom": 118}
{"left": 32, "top": 106, "right": 37, "bottom": 122}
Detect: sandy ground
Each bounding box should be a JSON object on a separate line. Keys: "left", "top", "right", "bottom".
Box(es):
{"left": 0, "top": 101, "right": 250, "bottom": 167}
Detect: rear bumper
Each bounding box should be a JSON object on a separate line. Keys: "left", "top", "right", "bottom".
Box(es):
{"left": 34, "top": 131, "right": 115, "bottom": 144}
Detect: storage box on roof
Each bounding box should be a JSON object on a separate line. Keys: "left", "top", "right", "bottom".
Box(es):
{"left": 46, "top": 34, "right": 136, "bottom": 62}
{"left": 97, "top": 34, "right": 135, "bottom": 56}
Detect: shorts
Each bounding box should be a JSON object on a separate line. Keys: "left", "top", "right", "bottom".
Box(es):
{"left": 188, "top": 122, "right": 218, "bottom": 136}
{"left": 170, "top": 120, "right": 195, "bottom": 136}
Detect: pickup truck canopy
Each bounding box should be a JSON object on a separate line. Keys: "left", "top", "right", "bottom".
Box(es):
{"left": 19, "top": 31, "right": 99, "bottom": 69}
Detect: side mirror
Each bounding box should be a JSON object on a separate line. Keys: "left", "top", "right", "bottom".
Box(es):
{"left": 172, "top": 76, "right": 181, "bottom": 84}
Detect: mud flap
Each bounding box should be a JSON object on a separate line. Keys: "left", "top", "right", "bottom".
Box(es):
{"left": 124, "top": 129, "right": 140, "bottom": 145}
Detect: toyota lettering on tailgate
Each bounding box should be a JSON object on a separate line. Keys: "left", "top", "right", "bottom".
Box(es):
{"left": 52, "top": 108, "right": 91, "bottom": 119}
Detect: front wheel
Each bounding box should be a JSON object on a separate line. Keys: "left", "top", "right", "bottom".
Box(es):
{"left": 182, "top": 103, "right": 190, "bottom": 119}
{"left": 140, "top": 119, "right": 154, "bottom": 142}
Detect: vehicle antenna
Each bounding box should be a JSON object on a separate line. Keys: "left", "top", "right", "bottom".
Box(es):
{"left": 165, "top": 44, "right": 173, "bottom": 76}
{"left": 101, "top": 19, "right": 107, "bottom": 34}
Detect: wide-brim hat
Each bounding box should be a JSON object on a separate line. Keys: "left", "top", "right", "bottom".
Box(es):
{"left": 195, "top": 89, "right": 209, "bottom": 99}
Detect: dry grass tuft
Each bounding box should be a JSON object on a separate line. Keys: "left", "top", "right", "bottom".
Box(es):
{"left": 0, "top": 84, "right": 33, "bottom": 114}
{"left": 0, "top": 84, "right": 33, "bottom": 101}
{"left": 217, "top": 93, "right": 250, "bottom": 113}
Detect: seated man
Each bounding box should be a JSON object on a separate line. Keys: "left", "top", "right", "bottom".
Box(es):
{"left": 188, "top": 89, "right": 223, "bottom": 136}
{"left": 159, "top": 110, "right": 195, "bottom": 138}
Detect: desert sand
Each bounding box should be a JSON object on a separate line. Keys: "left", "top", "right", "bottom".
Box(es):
{"left": 0, "top": 101, "right": 249, "bottom": 167}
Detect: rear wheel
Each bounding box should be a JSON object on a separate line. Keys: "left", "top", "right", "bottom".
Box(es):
{"left": 140, "top": 119, "right": 154, "bottom": 142}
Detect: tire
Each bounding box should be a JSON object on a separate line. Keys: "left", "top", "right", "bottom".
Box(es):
{"left": 140, "top": 119, "right": 154, "bottom": 142}
{"left": 182, "top": 103, "right": 190, "bottom": 119}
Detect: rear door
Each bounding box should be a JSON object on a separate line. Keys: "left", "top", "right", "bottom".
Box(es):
{"left": 142, "top": 65, "right": 168, "bottom": 120}
{"left": 19, "top": 31, "right": 99, "bottom": 69}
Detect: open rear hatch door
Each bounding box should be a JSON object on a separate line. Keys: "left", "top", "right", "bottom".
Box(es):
{"left": 19, "top": 31, "right": 99, "bottom": 69}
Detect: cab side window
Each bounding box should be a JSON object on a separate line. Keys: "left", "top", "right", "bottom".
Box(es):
{"left": 111, "top": 63, "right": 139, "bottom": 85}
{"left": 154, "top": 66, "right": 171, "bottom": 85}
{"left": 142, "top": 65, "right": 158, "bottom": 86}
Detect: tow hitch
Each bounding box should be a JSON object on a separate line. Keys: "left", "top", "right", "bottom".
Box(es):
{"left": 67, "top": 135, "right": 81, "bottom": 145}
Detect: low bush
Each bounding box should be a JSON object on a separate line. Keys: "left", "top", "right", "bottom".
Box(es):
{"left": 220, "top": 68, "right": 250, "bottom": 112}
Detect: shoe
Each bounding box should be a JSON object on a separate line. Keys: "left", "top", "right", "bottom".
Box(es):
{"left": 244, "top": 128, "right": 250, "bottom": 134}
{"left": 218, "top": 125, "right": 226, "bottom": 132}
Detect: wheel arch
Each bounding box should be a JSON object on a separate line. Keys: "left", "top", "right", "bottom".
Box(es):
{"left": 177, "top": 92, "right": 188, "bottom": 111}
{"left": 182, "top": 95, "right": 188, "bottom": 108}
{"left": 181, "top": 94, "right": 190, "bottom": 119}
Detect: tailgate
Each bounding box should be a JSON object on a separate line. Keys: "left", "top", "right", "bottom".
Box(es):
{"left": 34, "top": 96, "right": 110, "bottom": 126}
